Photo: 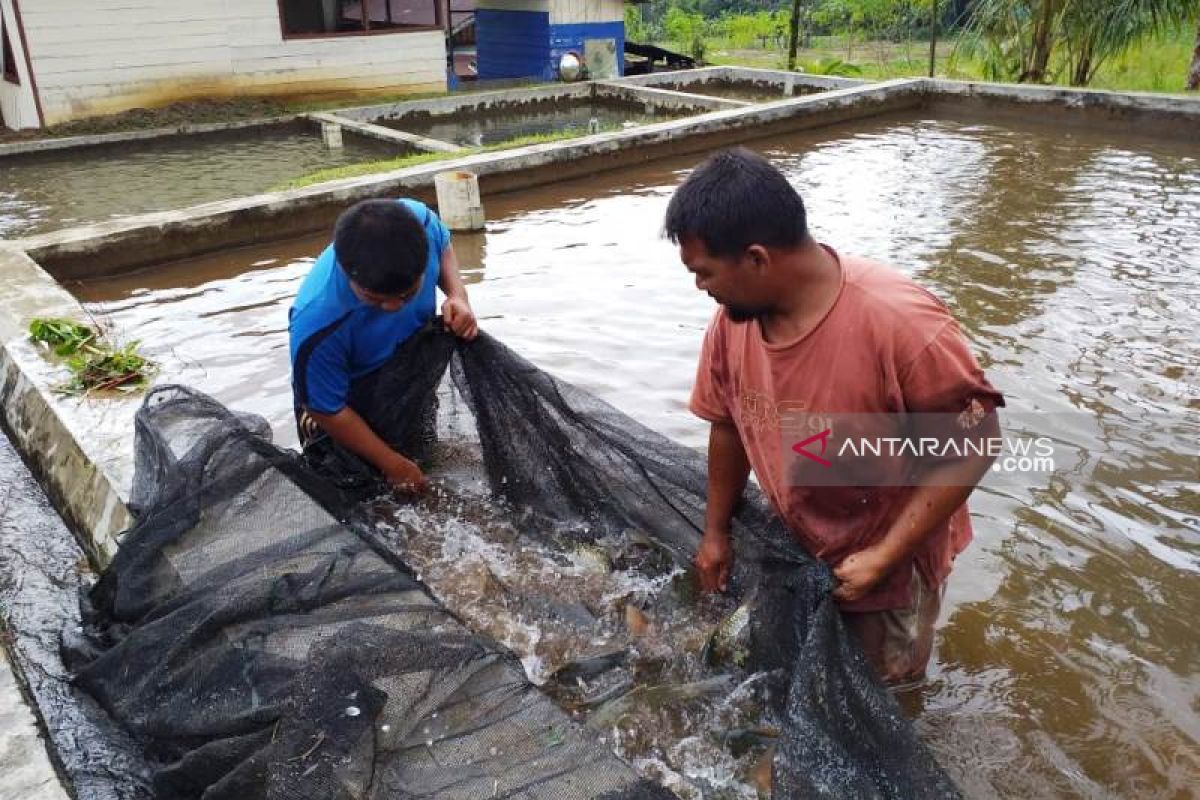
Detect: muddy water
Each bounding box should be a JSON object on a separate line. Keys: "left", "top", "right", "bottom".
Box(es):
{"left": 74, "top": 109, "right": 1200, "bottom": 798}
{"left": 658, "top": 80, "right": 824, "bottom": 103}
{"left": 360, "top": 486, "right": 771, "bottom": 798}
{"left": 378, "top": 100, "right": 691, "bottom": 147}
{"left": 0, "top": 122, "right": 400, "bottom": 238}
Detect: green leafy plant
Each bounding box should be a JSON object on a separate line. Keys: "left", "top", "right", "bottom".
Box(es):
{"left": 28, "top": 318, "right": 96, "bottom": 356}
{"left": 64, "top": 342, "right": 152, "bottom": 394}
{"left": 799, "top": 56, "right": 865, "bottom": 75}
{"left": 29, "top": 318, "right": 153, "bottom": 395}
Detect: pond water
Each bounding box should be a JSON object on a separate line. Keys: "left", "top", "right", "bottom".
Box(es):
{"left": 0, "top": 121, "right": 402, "bottom": 238}
{"left": 73, "top": 109, "right": 1200, "bottom": 798}
{"left": 657, "top": 79, "right": 825, "bottom": 103}
{"left": 377, "top": 99, "right": 693, "bottom": 147}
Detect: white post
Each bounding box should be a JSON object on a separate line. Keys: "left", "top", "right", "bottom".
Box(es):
{"left": 321, "top": 122, "right": 344, "bottom": 149}
{"left": 434, "top": 171, "right": 486, "bottom": 231}
{"left": 784, "top": 74, "right": 795, "bottom": 97}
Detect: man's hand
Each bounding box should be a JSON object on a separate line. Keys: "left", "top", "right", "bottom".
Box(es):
{"left": 832, "top": 545, "right": 892, "bottom": 602}
{"left": 442, "top": 296, "right": 478, "bottom": 340}
{"left": 695, "top": 528, "right": 734, "bottom": 593}
{"left": 382, "top": 453, "right": 429, "bottom": 494}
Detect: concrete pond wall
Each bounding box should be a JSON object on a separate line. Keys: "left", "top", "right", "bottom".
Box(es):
{"left": 1, "top": 73, "right": 1197, "bottom": 798}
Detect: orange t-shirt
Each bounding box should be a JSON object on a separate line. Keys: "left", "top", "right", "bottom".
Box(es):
{"left": 689, "top": 247, "right": 1004, "bottom": 612}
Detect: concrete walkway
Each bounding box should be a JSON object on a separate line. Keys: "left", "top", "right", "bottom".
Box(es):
{"left": 0, "top": 650, "right": 68, "bottom": 800}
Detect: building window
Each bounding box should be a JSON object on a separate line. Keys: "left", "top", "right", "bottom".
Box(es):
{"left": 2, "top": 17, "right": 19, "bottom": 85}
{"left": 279, "top": 0, "right": 442, "bottom": 37}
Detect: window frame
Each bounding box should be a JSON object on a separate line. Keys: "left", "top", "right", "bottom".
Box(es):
{"left": 276, "top": 0, "right": 446, "bottom": 41}
{"left": 2, "top": 16, "right": 19, "bottom": 85}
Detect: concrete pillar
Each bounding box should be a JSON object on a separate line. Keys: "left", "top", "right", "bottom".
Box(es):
{"left": 435, "top": 171, "right": 486, "bottom": 231}
{"left": 321, "top": 122, "right": 344, "bottom": 149}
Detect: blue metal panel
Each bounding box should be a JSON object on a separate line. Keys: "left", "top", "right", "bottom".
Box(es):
{"left": 475, "top": 9, "right": 552, "bottom": 80}
{"left": 549, "top": 21, "right": 625, "bottom": 77}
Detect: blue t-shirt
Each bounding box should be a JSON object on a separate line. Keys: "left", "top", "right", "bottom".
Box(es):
{"left": 289, "top": 199, "right": 450, "bottom": 414}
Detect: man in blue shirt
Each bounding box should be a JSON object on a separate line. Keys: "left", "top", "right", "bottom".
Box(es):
{"left": 289, "top": 198, "right": 478, "bottom": 493}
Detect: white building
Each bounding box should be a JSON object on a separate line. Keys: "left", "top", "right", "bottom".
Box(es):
{"left": 0, "top": 0, "right": 450, "bottom": 130}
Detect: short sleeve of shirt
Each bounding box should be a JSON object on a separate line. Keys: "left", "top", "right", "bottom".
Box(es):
{"left": 430, "top": 210, "right": 451, "bottom": 253}
{"left": 899, "top": 320, "right": 1005, "bottom": 414}
{"left": 689, "top": 312, "right": 734, "bottom": 423}
{"left": 292, "top": 321, "right": 352, "bottom": 415}
{"left": 401, "top": 198, "right": 451, "bottom": 255}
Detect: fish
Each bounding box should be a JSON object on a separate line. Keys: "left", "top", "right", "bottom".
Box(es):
{"left": 546, "top": 645, "right": 629, "bottom": 686}
{"left": 720, "top": 726, "right": 780, "bottom": 758}
{"left": 587, "top": 675, "right": 735, "bottom": 729}
{"left": 554, "top": 673, "right": 635, "bottom": 713}
{"left": 612, "top": 528, "right": 677, "bottom": 575}
{"left": 701, "top": 600, "right": 753, "bottom": 668}
{"left": 624, "top": 604, "right": 650, "bottom": 637}
{"left": 572, "top": 544, "right": 611, "bottom": 574}
{"left": 748, "top": 743, "right": 775, "bottom": 796}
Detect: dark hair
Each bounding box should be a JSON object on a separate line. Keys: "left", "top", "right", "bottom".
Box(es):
{"left": 664, "top": 147, "right": 808, "bottom": 257}
{"left": 334, "top": 199, "right": 428, "bottom": 295}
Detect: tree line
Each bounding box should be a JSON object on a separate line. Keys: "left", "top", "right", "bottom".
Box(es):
{"left": 625, "top": 0, "right": 1200, "bottom": 90}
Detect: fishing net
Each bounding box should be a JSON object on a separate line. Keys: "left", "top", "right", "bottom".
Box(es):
{"left": 75, "top": 325, "right": 959, "bottom": 799}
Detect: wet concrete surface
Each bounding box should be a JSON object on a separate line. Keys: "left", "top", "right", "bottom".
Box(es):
{"left": 0, "top": 650, "right": 68, "bottom": 800}
{"left": 0, "top": 431, "right": 152, "bottom": 800}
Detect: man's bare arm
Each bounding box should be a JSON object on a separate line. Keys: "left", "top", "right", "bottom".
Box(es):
{"left": 308, "top": 406, "right": 427, "bottom": 492}
{"left": 832, "top": 413, "right": 1000, "bottom": 601}
{"left": 696, "top": 420, "right": 751, "bottom": 592}
{"left": 438, "top": 245, "right": 478, "bottom": 340}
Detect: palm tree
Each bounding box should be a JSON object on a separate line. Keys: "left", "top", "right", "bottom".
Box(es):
{"left": 1060, "top": 0, "right": 1199, "bottom": 86}
{"left": 964, "top": 0, "right": 1067, "bottom": 83}
{"left": 964, "top": 0, "right": 1200, "bottom": 86}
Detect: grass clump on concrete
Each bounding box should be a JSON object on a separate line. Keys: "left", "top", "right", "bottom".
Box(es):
{"left": 29, "top": 318, "right": 154, "bottom": 395}
{"left": 275, "top": 128, "right": 617, "bottom": 191}
{"left": 275, "top": 150, "right": 463, "bottom": 190}
{"left": 28, "top": 318, "right": 96, "bottom": 356}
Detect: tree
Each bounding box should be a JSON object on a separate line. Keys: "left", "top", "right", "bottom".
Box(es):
{"left": 788, "top": 0, "right": 804, "bottom": 69}
{"left": 625, "top": 5, "right": 650, "bottom": 42}
{"left": 929, "top": 0, "right": 939, "bottom": 76}
{"left": 964, "top": 0, "right": 1067, "bottom": 83}
{"left": 663, "top": 5, "right": 708, "bottom": 58}
{"left": 1190, "top": 18, "right": 1200, "bottom": 88}
{"left": 1060, "top": 0, "right": 1199, "bottom": 86}
{"left": 965, "top": 0, "right": 1200, "bottom": 86}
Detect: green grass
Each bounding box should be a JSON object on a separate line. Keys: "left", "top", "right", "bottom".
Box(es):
{"left": 274, "top": 128, "right": 619, "bottom": 191}
{"left": 699, "top": 26, "right": 1197, "bottom": 93}
{"left": 276, "top": 150, "right": 465, "bottom": 190}
{"left": 1086, "top": 28, "right": 1196, "bottom": 93}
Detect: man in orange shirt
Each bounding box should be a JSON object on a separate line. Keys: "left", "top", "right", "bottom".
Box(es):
{"left": 669, "top": 148, "right": 1003, "bottom": 684}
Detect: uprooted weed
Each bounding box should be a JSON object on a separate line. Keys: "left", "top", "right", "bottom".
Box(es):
{"left": 29, "top": 318, "right": 153, "bottom": 394}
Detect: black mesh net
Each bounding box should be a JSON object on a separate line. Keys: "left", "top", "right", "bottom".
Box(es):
{"left": 75, "top": 325, "right": 959, "bottom": 799}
